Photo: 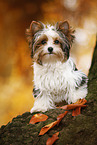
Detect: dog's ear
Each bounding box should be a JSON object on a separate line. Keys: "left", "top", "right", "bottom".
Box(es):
{"left": 56, "top": 21, "right": 75, "bottom": 43}
{"left": 29, "top": 21, "right": 44, "bottom": 35}
{"left": 26, "top": 21, "right": 44, "bottom": 49}
{"left": 56, "top": 21, "right": 70, "bottom": 35}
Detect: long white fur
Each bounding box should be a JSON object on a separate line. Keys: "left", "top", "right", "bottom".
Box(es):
{"left": 30, "top": 58, "right": 87, "bottom": 113}
{"left": 30, "top": 25, "right": 88, "bottom": 113}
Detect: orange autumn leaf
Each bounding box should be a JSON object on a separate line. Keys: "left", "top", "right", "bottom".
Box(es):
{"left": 39, "top": 121, "right": 58, "bottom": 135}
{"left": 58, "top": 104, "right": 86, "bottom": 110}
{"left": 29, "top": 113, "right": 48, "bottom": 124}
{"left": 57, "top": 111, "right": 68, "bottom": 125}
{"left": 57, "top": 99, "right": 87, "bottom": 110}
{"left": 80, "top": 98, "right": 87, "bottom": 104}
{"left": 72, "top": 99, "right": 87, "bottom": 116}
{"left": 57, "top": 99, "right": 87, "bottom": 116}
{"left": 46, "top": 132, "right": 59, "bottom": 145}
{"left": 74, "top": 98, "right": 87, "bottom": 105}
{"left": 39, "top": 111, "right": 68, "bottom": 135}
{"left": 72, "top": 107, "right": 81, "bottom": 116}
{"left": 39, "top": 99, "right": 87, "bottom": 136}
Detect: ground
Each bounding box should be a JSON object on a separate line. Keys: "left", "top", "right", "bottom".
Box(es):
{"left": 0, "top": 41, "right": 97, "bottom": 145}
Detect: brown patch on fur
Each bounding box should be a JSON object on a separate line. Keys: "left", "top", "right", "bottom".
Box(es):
{"left": 33, "top": 46, "right": 43, "bottom": 64}
{"left": 26, "top": 21, "right": 44, "bottom": 48}
{"left": 33, "top": 34, "right": 48, "bottom": 54}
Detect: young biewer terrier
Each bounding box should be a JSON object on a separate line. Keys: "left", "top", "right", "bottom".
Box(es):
{"left": 26, "top": 20, "right": 88, "bottom": 113}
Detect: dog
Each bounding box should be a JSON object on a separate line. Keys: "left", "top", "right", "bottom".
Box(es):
{"left": 26, "top": 20, "right": 88, "bottom": 113}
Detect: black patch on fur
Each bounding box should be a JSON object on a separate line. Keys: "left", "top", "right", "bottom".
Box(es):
{"left": 30, "top": 31, "right": 43, "bottom": 58}
{"left": 74, "top": 66, "right": 78, "bottom": 71}
{"left": 33, "top": 87, "right": 40, "bottom": 98}
{"left": 57, "top": 30, "right": 71, "bottom": 59}
{"left": 63, "top": 44, "right": 70, "bottom": 59}
{"left": 75, "top": 76, "right": 87, "bottom": 89}
{"left": 80, "top": 76, "right": 87, "bottom": 86}
{"left": 73, "top": 65, "right": 87, "bottom": 89}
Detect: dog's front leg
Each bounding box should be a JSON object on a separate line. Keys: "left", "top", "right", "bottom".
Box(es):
{"left": 30, "top": 92, "right": 55, "bottom": 113}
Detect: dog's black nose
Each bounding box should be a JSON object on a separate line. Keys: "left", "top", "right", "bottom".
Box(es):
{"left": 48, "top": 47, "right": 53, "bottom": 53}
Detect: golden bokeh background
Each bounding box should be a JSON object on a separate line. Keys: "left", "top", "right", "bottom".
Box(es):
{"left": 0, "top": 0, "right": 97, "bottom": 126}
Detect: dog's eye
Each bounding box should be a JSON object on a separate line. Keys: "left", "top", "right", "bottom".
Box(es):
{"left": 41, "top": 40, "right": 46, "bottom": 45}
{"left": 54, "top": 40, "right": 59, "bottom": 44}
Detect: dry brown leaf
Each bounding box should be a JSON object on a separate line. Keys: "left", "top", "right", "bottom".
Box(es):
{"left": 39, "top": 99, "right": 87, "bottom": 136}
{"left": 39, "top": 121, "right": 58, "bottom": 135}
{"left": 46, "top": 132, "right": 59, "bottom": 145}
{"left": 57, "top": 99, "right": 87, "bottom": 116}
{"left": 57, "top": 99, "right": 87, "bottom": 110}
{"left": 72, "top": 107, "right": 81, "bottom": 116}
{"left": 79, "top": 98, "right": 87, "bottom": 104}
{"left": 57, "top": 111, "right": 68, "bottom": 125}
{"left": 74, "top": 98, "right": 87, "bottom": 105}
{"left": 39, "top": 111, "right": 68, "bottom": 135}
{"left": 57, "top": 104, "right": 86, "bottom": 110}
{"left": 72, "top": 99, "right": 87, "bottom": 116}
{"left": 29, "top": 113, "right": 48, "bottom": 124}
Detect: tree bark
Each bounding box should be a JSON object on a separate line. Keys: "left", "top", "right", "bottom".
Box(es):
{"left": 0, "top": 42, "right": 97, "bottom": 145}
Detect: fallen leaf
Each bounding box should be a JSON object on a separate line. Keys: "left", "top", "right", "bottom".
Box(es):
{"left": 79, "top": 98, "right": 87, "bottom": 105}
{"left": 57, "top": 104, "right": 86, "bottom": 110}
{"left": 46, "top": 132, "right": 59, "bottom": 145}
{"left": 74, "top": 98, "right": 87, "bottom": 105}
{"left": 39, "top": 99, "right": 87, "bottom": 136}
{"left": 39, "top": 121, "right": 58, "bottom": 135}
{"left": 57, "top": 111, "right": 68, "bottom": 125}
{"left": 72, "top": 99, "right": 87, "bottom": 116}
{"left": 39, "top": 111, "right": 68, "bottom": 135}
{"left": 57, "top": 99, "right": 87, "bottom": 116}
{"left": 72, "top": 107, "right": 81, "bottom": 116}
{"left": 29, "top": 113, "right": 48, "bottom": 124}
{"left": 57, "top": 99, "right": 87, "bottom": 110}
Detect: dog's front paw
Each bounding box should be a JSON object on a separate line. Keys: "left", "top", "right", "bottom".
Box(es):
{"left": 30, "top": 96, "right": 55, "bottom": 113}
{"left": 30, "top": 106, "right": 48, "bottom": 113}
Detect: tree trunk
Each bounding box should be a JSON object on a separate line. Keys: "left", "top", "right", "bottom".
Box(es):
{"left": 0, "top": 42, "right": 97, "bottom": 145}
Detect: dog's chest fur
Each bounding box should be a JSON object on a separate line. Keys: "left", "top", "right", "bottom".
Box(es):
{"left": 34, "top": 58, "right": 80, "bottom": 93}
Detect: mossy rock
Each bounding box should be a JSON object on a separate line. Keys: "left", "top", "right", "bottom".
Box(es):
{"left": 0, "top": 42, "right": 97, "bottom": 145}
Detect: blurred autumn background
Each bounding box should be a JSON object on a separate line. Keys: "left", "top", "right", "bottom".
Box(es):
{"left": 0, "top": 0, "right": 97, "bottom": 126}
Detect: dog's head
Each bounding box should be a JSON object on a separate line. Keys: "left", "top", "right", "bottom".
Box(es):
{"left": 26, "top": 21, "right": 74, "bottom": 65}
